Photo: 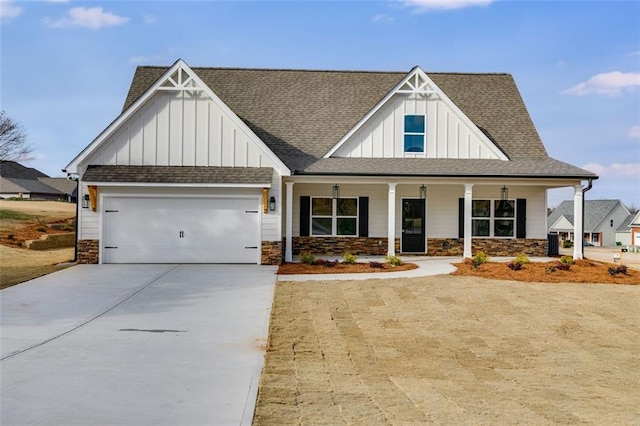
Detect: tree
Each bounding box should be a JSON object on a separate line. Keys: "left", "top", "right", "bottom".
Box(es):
{"left": 0, "top": 111, "right": 32, "bottom": 161}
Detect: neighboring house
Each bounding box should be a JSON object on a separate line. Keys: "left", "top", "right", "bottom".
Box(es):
{"left": 64, "top": 60, "right": 596, "bottom": 265}
{"left": 0, "top": 160, "right": 77, "bottom": 202}
{"left": 629, "top": 211, "right": 640, "bottom": 246}
{"left": 615, "top": 214, "right": 633, "bottom": 246}
{"left": 548, "top": 200, "right": 631, "bottom": 247}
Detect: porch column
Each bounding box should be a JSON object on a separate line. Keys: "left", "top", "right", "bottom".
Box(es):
{"left": 387, "top": 183, "right": 397, "bottom": 256}
{"left": 463, "top": 183, "right": 474, "bottom": 259}
{"left": 285, "top": 182, "right": 294, "bottom": 263}
{"left": 573, "top": 184, "right": 584, "bottom": 259}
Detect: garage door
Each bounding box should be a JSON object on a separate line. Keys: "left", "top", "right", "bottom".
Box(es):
{"left": 102, "top": 197, "right": 260, "bottom": 264}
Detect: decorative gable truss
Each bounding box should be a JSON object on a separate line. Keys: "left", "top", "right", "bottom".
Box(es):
{"left": 327, "top": 67, "right": 508, "bottom": 161}
{"left": 65, "top": 60, "right": 289, "bottom": 176}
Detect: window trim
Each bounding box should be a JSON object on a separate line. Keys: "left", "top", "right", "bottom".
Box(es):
{"left": 471, "top": 198, "right": 516, "bottom": 238}
{"left": 310, "top": 196, "right": 359, "bottom": 237}
{"left": 403, "top": 114, "right": 426, "bottom": 155}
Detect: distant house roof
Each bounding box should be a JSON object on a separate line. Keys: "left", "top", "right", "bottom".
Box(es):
{"left": 0, "top": 177, "right": 64, "bottom": 195}
{"left": 548, "top": 200, "right": 629, "bottom": 232}
{"left": 617, "top": 214, "right": 634, "bottom": 232}
{"left": 37, "top": 177, "right": 77, "bottom": 196}
{"left": 120, "top": 65, "right": 596, "bottom": 179}
{"left": 0, "top": 160, "right": 48, "bottom": 179}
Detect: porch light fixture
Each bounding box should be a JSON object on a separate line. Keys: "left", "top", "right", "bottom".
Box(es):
{"left": 332, "top": 184, "right": 340, "bottom": 199}
{"left": 501, "top": 186, "right": 509, "bottom": 201}
{"left": 82, "top": 194, "right": 90, "bottom": 209}
{"left": 419, "top": 184, "right": 427, "bottom": 199}
{"left": 269, "top": 196, "right": 276, "bottom": 211}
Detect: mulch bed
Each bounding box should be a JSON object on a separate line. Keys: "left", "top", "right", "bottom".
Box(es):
{"left": 278, "top": 261, "right": 418, "bottom": 275}
{"left": 452, "top": 258, "right": 639, "bottom": 285}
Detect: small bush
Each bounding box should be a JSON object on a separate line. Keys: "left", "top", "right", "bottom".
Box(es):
{"left": 472, "top": 251, "right": 490, "bottom": 269}
{"left": 369, "top": 261, "right": 384, "bottom": 269}
{"left": 556, "top": 262, "right": 571, "bottom": 271}
{"left": 324, "top": 259, "right": 338, "bottom": 268}
{"left": 546, "top": 265, "right": 557, "bottom": 274}
{"left": 314, "top": 259, "right": 328, "bottom": 266}
{"left": 560, "top": 255, "right": 574, "bottom": 265}
{"left": 7, "top": 234, "right": 14, "bottom": 240}
{"left": 562, "top": 240, "right": 574, "bottom": 248}
{"left": 507, "top": 262, "right": 523, "bottom": 271}
{"left": 300, "top": 252, "right": 316, "bottom": 265}
{"left": 342, "top": 252, "right": 357, "bottom": 264}
{"left": 608, "top": 265, "right": 628, "bottom": 276}
{"left": 385, "top": 255, "right": 403, "bottom": 266}
{"left": 36, "top": 226, "right": 47, "bottom": 233}
{"left": 513, "top": 253, "right": 530, "bottom": 265}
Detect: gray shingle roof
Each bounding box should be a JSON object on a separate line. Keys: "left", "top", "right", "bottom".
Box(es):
{"left": 83, "top": 165, "right": 273, "bottom": 185}
{"left": 0, "top": 161, "right": 49, "bottom": 179}
{"left": 37, "top": 177, "right": 77, "bottom": 195}
{"left": 121, "top": 65, "right": 596, "bottom": 179}
{"left": 548, "top": 200, "right": 625, "bottom": 231}
{"left": 617, "top": 214, "right": 634, "bottom": 232}
{"left": 0, "top": 177, "right": 65, "bottom": 195}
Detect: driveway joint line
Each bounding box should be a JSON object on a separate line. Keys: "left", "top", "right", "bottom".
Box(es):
{"left": 0, "top": 264, "right": 182, "bottom": 362}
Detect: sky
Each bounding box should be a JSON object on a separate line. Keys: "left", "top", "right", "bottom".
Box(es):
{"left": 1, "top": 0, "right": 639, "bottom": 209}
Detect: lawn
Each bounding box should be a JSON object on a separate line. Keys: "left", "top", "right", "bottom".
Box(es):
{"left": 254, "top": 276, "right": 640, "bottom": 424}
{"left": 0, "top": 200, "right": 76, "bottom": 289}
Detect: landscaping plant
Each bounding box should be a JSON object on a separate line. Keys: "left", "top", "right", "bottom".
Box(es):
{"left": 342, "top": 252, "right": 357, "bottom": 264}
{"left": 385, "top": 255, "right": 403, "bottom": 266}
{"left": 300, "top": 252, "right": 316, "bottom": 265}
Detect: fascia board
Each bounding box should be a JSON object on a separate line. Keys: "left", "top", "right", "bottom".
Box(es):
{"left": 81, "top": 182, "right": 271, "bottom": 188}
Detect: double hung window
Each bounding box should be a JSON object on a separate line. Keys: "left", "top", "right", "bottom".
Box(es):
{"left": 404, "top": 115, "right": 425, "bottom": 153}
{"left": 472, "top": 199, "right": 515, "bottom": 237}
{"left": 311, "top": 197, "right": 358, "bottom": 236}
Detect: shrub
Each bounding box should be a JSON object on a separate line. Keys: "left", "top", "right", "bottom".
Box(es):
{"left": 36, "top": 226, "right": 47, "bottom": 233}
{"left": 300, "top": 252, "right": 316, "bottom": 265}
{"left": 562, "top": 240, "right": 574, "bottom": 248}
{"left": 608, "top": 265, "right": 628, "bottom": 276}
{"left": 556, "top": 262, "right": 571, "bottom": 271}
{"left": 324, "top": 259, "right": 338, "bottom": 268}
{"left": 507, "top": 262, "right": 523, "bottom": 271}
{"left": 472, "top": 251, "right": 490, "bottom": 269}
{"left": 7, "top": 234, "right": 14, "bottom": 240}
{"left": 560, "top": 255, "right": 574, "bottom": 265}
{"left": 546, "top": 265, "right": 557, "bottom": 274}
{"left": 385, "top": 255, "right": 403, "bottom": 266}
{"left": 369, "top": 261, "right": 384, "bottom": 269}
{"left": 342, "top": 252, "right": 357, "bottom": 264}
{"left": 513, "top": 253, "right": 530, "bottom": 265}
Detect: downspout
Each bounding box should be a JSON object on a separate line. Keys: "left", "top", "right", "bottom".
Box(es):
{"left": 581, "top": 178, "right": 594, "bottom": 256}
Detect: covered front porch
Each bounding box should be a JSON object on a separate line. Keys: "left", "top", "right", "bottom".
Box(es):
{"left": 282, "top": 178, "right": 589, "bottom": 262}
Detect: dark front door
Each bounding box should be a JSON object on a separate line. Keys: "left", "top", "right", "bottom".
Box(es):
{"left": 402, "top": 199, "right": 425, "bottom": 252}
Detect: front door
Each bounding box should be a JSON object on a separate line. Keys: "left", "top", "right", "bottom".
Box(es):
{"left": 402, "top": 199, "right": 425, "bottom": 252}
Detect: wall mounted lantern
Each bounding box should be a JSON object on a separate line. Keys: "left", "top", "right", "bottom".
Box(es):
{"left": 501, "top": 186, "right": 509, "bottom": 201}
{"left": 269, "top": 196, "right": 276, "bottom": 211}
{"left": 419, "top": 184, "right": 427, "bottom": 199}
{"left": 332, "top": 184, "right": 340, "bottom": 199}
{"left": 82, "top": 194, "right": 90, "bottom": 209}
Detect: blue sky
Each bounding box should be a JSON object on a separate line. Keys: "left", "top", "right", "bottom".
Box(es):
{"left": 1, "top": 0, "right": 639, "bottom": 208}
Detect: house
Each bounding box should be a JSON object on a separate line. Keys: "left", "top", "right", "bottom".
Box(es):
{"left": 628, "top": 211, "right": 640, "bottom": 246}
{"left": 0, "top": 160, "right": 77, "bottom": 202}
{"left": 548, "top": 200, "right": 631, "bottom": 247}
{"left": 64, "top": 60, "right": 597, "bottom": 264}
{"left": 615, "top": 213, "right": 633, "bottom": 246}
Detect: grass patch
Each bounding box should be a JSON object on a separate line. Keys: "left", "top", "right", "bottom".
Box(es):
{"left": 0, "top": 209, "right": 34, "bottom": 221}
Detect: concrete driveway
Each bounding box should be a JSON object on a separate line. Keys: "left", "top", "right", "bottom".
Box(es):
{"left": 1, "top": 264, "right": 277, "bottom": 426}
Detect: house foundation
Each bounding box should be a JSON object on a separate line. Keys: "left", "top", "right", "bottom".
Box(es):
{"left": 261, "top": 241, "right": 283, "bottom": 265}
{"left": 77, "top": 239, "right": 99, "bottom": 264}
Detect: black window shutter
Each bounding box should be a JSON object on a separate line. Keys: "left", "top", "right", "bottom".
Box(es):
{"left": 516, "top": 198, "right": 526, "bottom": 238}
{"left": 358, "top": 197, "right": 369, "bottom": 237}
{"left": 300, "top": 196, "right": 310, "bottom": 237}
{"left": 458, "top": 198, "right": 464, "bottom": 238}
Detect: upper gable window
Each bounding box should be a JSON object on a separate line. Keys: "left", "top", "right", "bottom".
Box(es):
{"left": 404, "top": 115, "right": 425, "bottom": 153}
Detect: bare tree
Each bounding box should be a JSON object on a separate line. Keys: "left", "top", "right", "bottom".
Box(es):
{"left": 0, "top": 111, "right": 32, "bottom": 161}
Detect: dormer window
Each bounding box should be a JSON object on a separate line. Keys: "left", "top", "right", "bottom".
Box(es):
{"left": 404, "top": 115, "right": 425, "bottom": 153}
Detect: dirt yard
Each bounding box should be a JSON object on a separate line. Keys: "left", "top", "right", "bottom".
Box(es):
{"left": 254, "top": 276, "right": 640, "bottom": 425}
{"left": 0, "top": 200, "right": 76, "bottom": 288}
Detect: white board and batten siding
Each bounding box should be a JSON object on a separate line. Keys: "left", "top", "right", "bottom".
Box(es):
{"left": 334, "top": 94, "right": 504, "bottom": 160}
{"left": 290, "top": 183, "right": 547, "bottom": 240}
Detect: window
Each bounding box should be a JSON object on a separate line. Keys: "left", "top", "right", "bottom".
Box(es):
{"left": 472, "top": 199, "right": 515, "bottom": 237}
{"left": 311, "top": 197, "right": 357, "bottom": 236}
{"left": 404, "top": 115, "right": 425, "bottom": 153}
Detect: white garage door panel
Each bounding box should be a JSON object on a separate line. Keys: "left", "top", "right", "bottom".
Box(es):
{"left": 102, "top": 197, "right": 259, "bottom": 264}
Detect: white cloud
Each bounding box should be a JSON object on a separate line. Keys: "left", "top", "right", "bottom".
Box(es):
{"left": 0, "top": 0, "right": 22, "bottom": 21}
{"left": 581, "top": 163, "right": 640, "bottom": 179}
{"left": 562, "top": 71, "right": 640, "bottom": 96}
{"left": 45, "top": 6, "right": 128, "bottom": 29}
{"left": 629, "top": 125, "right": 640, "bottom": 139}
{"left": 372, "top": 13, "right": 394, "bottom": 23}
{"left": 403, "top": 0, "right": 493, "bottom": 12}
